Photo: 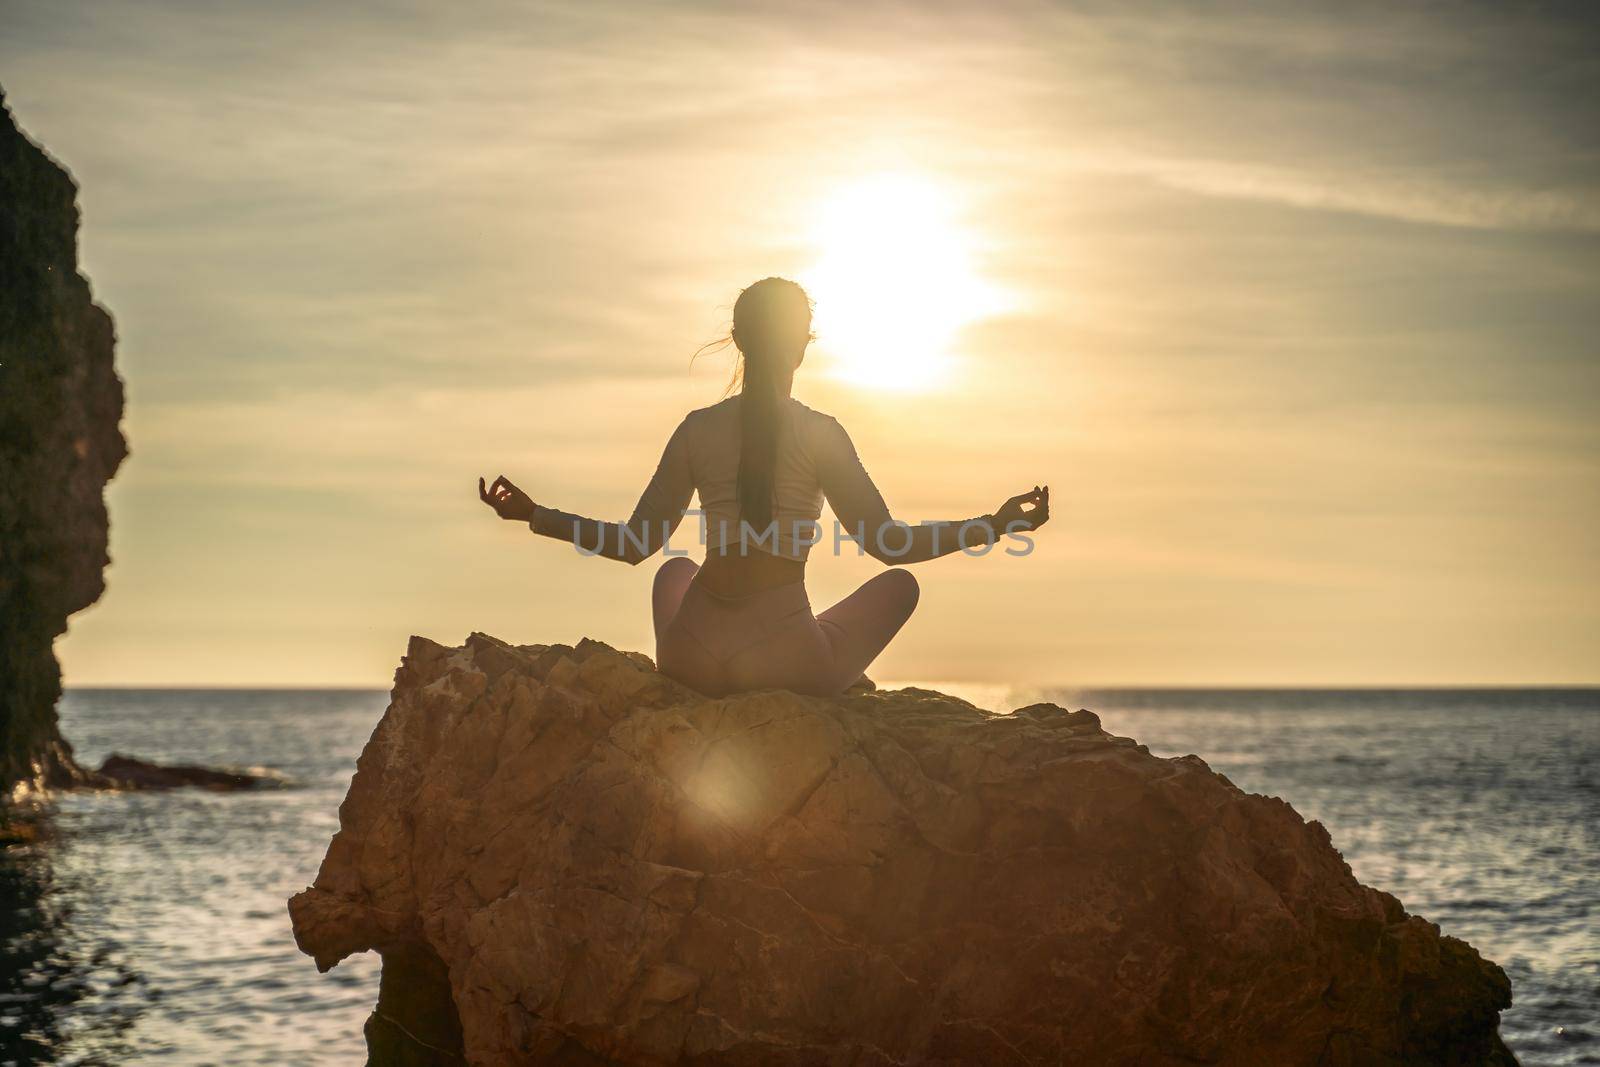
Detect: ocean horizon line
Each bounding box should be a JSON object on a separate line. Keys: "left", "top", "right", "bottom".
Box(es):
{"left": 61, "top": 682, "right": 1600, "bottom": 693}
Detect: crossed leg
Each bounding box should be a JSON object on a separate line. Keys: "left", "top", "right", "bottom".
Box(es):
{"left": 816, "top": 568, "right": 920, "bottom": 693}
{"left": 652, "top": 559, "right": 919, "bottom": 697}
{"left": 652, "top": 556, "right": 700, "bottom": 641}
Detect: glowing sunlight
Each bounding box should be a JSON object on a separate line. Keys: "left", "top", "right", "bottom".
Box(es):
{"left": 801, "top": 172, "right": 1008, "bottom": 392}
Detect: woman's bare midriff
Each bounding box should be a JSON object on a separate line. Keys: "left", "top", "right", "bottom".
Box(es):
{"left": 694, "top": 545, "right": 806, "bottom": 597}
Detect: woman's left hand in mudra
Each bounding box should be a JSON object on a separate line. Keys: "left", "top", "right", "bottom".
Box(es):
{"left": 995, "top": 485, "right": 1050, "bottom": 532}
{"left": 479, "top": 475, "right": 536, "bottom": 523}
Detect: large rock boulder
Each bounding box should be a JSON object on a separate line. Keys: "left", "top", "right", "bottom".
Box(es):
{"left": 290, "top": 634, "right": 1514, "bottom": 1065}
{"left": 0, "top": 87, "right": 127, "bottom": 796}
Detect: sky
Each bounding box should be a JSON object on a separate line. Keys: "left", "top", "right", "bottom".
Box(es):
{"left": 2, "top": 0, "right": 1597, "bottom": 686}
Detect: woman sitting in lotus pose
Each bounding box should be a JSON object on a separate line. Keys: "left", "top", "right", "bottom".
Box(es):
{"left": 479, "top": 277, "right": 1049, "bottom": 697}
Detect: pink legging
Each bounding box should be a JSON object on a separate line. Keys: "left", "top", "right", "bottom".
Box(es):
{"left": 651, "top": 558, "right": 919, "bottom": 698}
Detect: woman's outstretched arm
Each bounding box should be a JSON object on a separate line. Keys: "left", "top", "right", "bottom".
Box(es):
{"left": 815, "top": 417, "right": 1048, "bottom": 564}
{"left": 480, "top": 420, "right": 695, "bottom": 566}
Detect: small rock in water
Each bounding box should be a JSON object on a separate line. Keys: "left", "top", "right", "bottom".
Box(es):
{"left": 95, "top": 755, "right": 280, "bottom": 791}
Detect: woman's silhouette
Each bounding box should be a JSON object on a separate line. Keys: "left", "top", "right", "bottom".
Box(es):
{"left": 479, "top": 277, "right": 1049, "bottom": 697}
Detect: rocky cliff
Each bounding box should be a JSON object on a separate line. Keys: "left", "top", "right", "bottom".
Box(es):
{"left": 291, "top": 634, "right": 1514, "bottom": 1065}
{"left": 0, "top": 88, "right": 127, "bottom": 796}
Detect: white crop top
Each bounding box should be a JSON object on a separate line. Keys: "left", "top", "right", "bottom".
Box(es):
{"left": 531, "top": 395, "right": 902, "bottom": 563}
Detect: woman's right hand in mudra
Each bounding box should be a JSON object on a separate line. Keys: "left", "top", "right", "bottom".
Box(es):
{"left": 479, "top": 475, "right": 536, "bottom": 523}
{"left": 995, "top": 485, "right": 1050, "bottom": 532}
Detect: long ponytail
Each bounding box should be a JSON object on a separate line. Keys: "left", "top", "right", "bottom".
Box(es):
{"left": 737, "top": 341, "right": 781, "bottom": 530}
{"left": 728, "top": 278, "right": 812, "bottom": 534}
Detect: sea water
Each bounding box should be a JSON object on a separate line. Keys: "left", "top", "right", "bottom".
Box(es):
{"left": 0, "top": 687, "right": 1593, "bottom": 1065}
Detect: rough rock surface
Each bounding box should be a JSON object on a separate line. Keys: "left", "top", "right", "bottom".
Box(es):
{"left": 292, "top": 634, "right": 1514, "bottom": 1065}
{"left": 0, "top": 87, "right": 127, "bottom": 796}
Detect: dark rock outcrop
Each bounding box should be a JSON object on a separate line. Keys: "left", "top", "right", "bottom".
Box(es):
{"left": 290, "top": 634, "right": 1515, "bottom": 1066}
{"left": 94, "top": 754, "right": 282, "bottom": 791}
{"left": 0, "top": 87, "right": 127, "bottom": 796}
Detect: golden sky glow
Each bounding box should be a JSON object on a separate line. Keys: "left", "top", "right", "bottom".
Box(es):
{"left": 2, "top": 1, "right": 1596, "bottom": 686}
{"left": 802, "top": 172, "right": 1010, "bottom": 391}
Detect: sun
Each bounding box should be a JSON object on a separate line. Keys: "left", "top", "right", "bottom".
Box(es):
{"left": 799, "top": 172, "right": 1007, "bottom": 392}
